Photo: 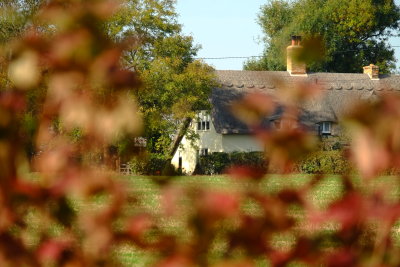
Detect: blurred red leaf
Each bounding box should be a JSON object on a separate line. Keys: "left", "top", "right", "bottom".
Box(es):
{"left": 0, "top": 91, "right": 26, "bottom": 112}
{"left": 226, "top": 165, "right": 266, "bottom": 180}
{"left": 257, "top": 128, "right": 316, "bottom": 173}
{"left": 12, "top": 180, "right": 47, "bottom": 200}
{"left": 155, "top": 255, "right": 193, "bottom": 267}
{"left": 229, "top": 215, "right": 270, "bottom": 255}
{"left": 37, "top": 240, "right": 70, "bottom": 262}
{"left": 198, "top": 191, "right": 240, "bottom": 219}
{"left": 315, "top": 193, "right": 364, "bottom": 231}
{"left": 162, "top": 186, "right": 182, "bottom": 216}
{"left": 325, "top": 249, "right": 357, "bottom": 267}
{"left": 213, "top": 260, "right": 254, "bottom": 267}
{"left": 126, "top": 214, "right": 154, "bottom": 240}
{"left": 231, "top": 92, "right": 276, "bottom": 126}
{"left": 277, "top": 189, "right": 304, "bottom": 205}
{"left": 351, "top": 130, "right": 389, "bottom": 179}
{"left": 267, "top": 250, "right": 291, "bottom": 267}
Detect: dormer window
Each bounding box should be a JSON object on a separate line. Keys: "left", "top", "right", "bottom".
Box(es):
{"left": 320, "top": 122, "right": 332, "bottom": 135}
{"left": 197, "top": 112, "right": 210, "bottom": 131}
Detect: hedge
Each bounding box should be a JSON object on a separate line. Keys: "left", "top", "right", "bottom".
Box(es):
{"left": 129, "top": 150, "right": 352, "bottom": 176}
{"left": 196, "top": 151, "right": 267, "bottom": 175}
{"left": 194, "top": 150, "right": 352, "bottom": 175}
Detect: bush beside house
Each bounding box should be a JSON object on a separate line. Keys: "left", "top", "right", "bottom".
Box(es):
{"left": 194, "top": 148, "right": 352, "bottom": 175}
{"left": 129, "top": 153, "right": 177, "bottom": 175}
{"left": 299, "top": 150, "right": 352, "bottom": 174}
{"left": 196, "top": 151, "right": 267, "bottom": 175}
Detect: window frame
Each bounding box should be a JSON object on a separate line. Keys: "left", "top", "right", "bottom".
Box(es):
{"left": 196, "top": 112, "right": 211, "bottom": 131}
{"left": 320, "top": 121, "right": 332, "bottom": 135}
{"left": 200, "top": 148, "right": 209, "bottom": 156}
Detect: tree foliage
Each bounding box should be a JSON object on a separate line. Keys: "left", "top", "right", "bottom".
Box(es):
{"left": 1, "top": 0, "right": 216, "bottom": 159}
{"left": 0, "top": 0, "right": 48, "bottom": 158}
{"left": 107, "top": 0, "right": 217, "bottom": 156}
{"left": 245, "top": 0, "right": 400, "bottom": 73}
{"left": 0, "top": 0, "right": 43, "bottom": 44}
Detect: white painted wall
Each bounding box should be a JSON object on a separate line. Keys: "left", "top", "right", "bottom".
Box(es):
{"left": 171, "top": 112, "right": 341, "bottom": 174}
{"left": 222, "top": 134, "right": 263, "bottom": 152}
{"left": 171, "top": 136, "right": 197, "bottom": 174}
{"left": 171, "top": 112, "right": 264, "bottom": 174}
{"left": 172, "top": 112, "right": 222, "bottom": 174}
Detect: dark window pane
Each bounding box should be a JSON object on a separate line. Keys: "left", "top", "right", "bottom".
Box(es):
{"left": 202, "top": 121, "right": 206, "bottom": 130}
{"left": 197, "top": 122, "right": 201, "bottom": 130}
{"left": 206, "top": 121, "right": 210, "bottom": 130}
{"left": 322, "top": 122, "right": 330, "bottom": 133}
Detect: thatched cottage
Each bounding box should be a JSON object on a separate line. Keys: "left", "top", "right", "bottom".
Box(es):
{"left": 172, "top": 36, "right": 400, "bottom": 174}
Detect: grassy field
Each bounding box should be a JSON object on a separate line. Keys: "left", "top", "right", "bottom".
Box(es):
{"left": 47, "top": 174, "right": 399, "bottom": 266}
{"left": 114, "top": 175, "right": 319, "bottom": 266}
{"left": 107, "top": 174, "right": 400, "bottom": 266}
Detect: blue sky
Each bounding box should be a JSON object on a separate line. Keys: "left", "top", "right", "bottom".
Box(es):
{"left": 176, "top": 0, "right": 400, "bottom": 71}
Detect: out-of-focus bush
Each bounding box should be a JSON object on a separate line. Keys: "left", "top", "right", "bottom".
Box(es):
{"left": 0, "top": 0, "right": 145, "bottom": 265}
{"left": 299, "top": 150, "right": 352, "bottom": 174}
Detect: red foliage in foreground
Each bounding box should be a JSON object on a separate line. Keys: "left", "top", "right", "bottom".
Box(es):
{"left": 1, "top": 0, "right": 400, "bottom": 266}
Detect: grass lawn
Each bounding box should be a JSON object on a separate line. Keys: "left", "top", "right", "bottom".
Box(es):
{"left": 26, "top": 173, "right": 400, "bottom": 266}
{"left": 108, "top": 174, "right": 400, "bottom": 266}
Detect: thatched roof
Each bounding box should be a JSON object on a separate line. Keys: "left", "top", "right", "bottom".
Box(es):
{"left": 212, "top": 70, "right": 400, "bottom": 134}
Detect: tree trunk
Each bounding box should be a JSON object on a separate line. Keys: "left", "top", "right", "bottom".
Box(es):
{"left": 167, "top": 117, "right": 192, "bottom": 161}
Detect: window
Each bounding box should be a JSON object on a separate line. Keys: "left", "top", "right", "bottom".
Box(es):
{"left": 196, "top": 148, "right": 209, "bottom": 164}
{"left": 320, "top": 122, "right": 332, "bottom": 135}
{"left": 197, "top": 112, "right": 211, "bottom": 131}
{"left": 200, "top": 148, "right": 208, "bottom": 156}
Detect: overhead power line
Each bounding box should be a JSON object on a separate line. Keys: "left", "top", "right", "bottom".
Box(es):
{"left": 197, "top": 56, "right": 263, "bottom": 60}
{"left": 196, "top": 46, "right": 400, "bottom": 60}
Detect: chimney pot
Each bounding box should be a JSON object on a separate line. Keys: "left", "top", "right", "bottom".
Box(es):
{"left": 291, "top": 35, "right": 297, "bottom": 45}
{"left": 296, "top": 35, "right": 302, "bottom": 45}
{"left": 287, "top": 35, "right": 306, "bottom": 75}
{"left": 363, "top": 64, "right": 379, "bottom": 80}
{"left": 291, "top": 35, "right": 302, "bottom": 46}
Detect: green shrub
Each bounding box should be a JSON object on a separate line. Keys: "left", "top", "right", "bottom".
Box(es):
{"left": 198, "top": 151, "right": 267, "bottom": 175}
{"left": 299, "top": 150, "right": 352, "bottom": 174}
{"left": 129, "top": 153, "right": 177, "bottom": 175}
{"left": 197, "top": 152, "right": 229, "bottom": 175}
{"left": 197, "top": 150, "right": 351, "bottom": 175}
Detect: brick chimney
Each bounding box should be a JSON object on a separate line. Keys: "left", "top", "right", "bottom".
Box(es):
{"left": 287, "top": 35, "right": 306, "bottom": 76}
{"left": 363, "top": 64, "right": 379, "bottom": 80}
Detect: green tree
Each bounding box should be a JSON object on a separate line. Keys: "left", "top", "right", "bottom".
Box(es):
{"left": 0, "top": 0, "right": 43, "bottom": 43}
{"left": 107, "top": 0, "right": 217, "bottom": 158}
{"left": 245, "top": 0, "right": 400, "bottom": 73}
{"left": 0, "top": 1, "right": 47, "bottom": 159}
{"left": 0, "top": 0, "right": 216, "bottom": 161}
